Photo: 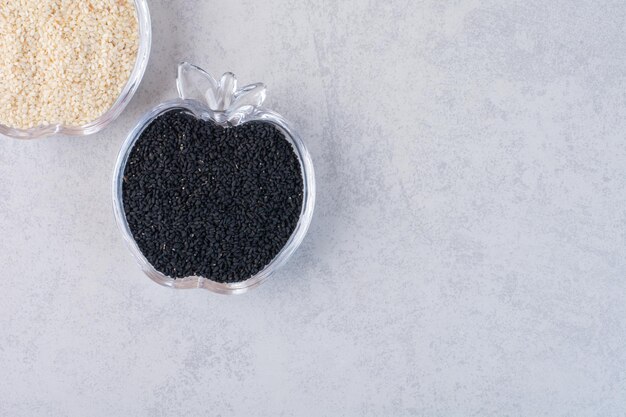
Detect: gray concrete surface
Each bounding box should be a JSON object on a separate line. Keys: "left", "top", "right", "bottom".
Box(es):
{"left": 1, "top": 0, "right": 625, "bottom": 415}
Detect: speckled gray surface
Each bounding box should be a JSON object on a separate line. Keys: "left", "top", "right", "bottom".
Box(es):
{"left": 1, "top": 0, "right": 626, "bottom": 416}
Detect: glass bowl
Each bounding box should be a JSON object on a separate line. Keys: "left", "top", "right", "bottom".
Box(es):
{"left": 112, "top": 63, "right": 316, "bottom": 295}
{"left": 0, "top": 0, "right": 151, "bottom": 140}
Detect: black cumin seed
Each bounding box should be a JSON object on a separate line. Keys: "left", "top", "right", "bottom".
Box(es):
{"left": 122, "top": 109, "right": 304, "bottom": 283}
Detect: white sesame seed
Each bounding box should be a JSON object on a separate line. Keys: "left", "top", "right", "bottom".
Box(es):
{"left": 0, "top": 0, "right": 139, "bottom": 130}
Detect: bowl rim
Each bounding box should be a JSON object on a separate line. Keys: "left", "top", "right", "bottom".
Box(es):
{"left": 112, "top": 99, "right": 316, "bottom": 295}
{"left": 0, "top": 0, "right": 152, "bottom": 140}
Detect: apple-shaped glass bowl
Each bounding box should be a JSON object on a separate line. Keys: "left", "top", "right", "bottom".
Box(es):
{"left": 0, "top": 0, "right": 151, "bottom": 140}
{"left": 112, "top": 62, "right": 316, "bottom": 294}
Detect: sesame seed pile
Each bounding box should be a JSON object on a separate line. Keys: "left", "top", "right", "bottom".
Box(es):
{"left": 0, "top": 0, "right": 139, "bottom": 130}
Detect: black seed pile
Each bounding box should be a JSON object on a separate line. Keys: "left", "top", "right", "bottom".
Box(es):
{"left": 122, "top": 109, "right": 304, "bottom": 283}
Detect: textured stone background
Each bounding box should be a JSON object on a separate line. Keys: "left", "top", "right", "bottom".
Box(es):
{"left": 1, "top": 0, "right": 626, "bottom": 416}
